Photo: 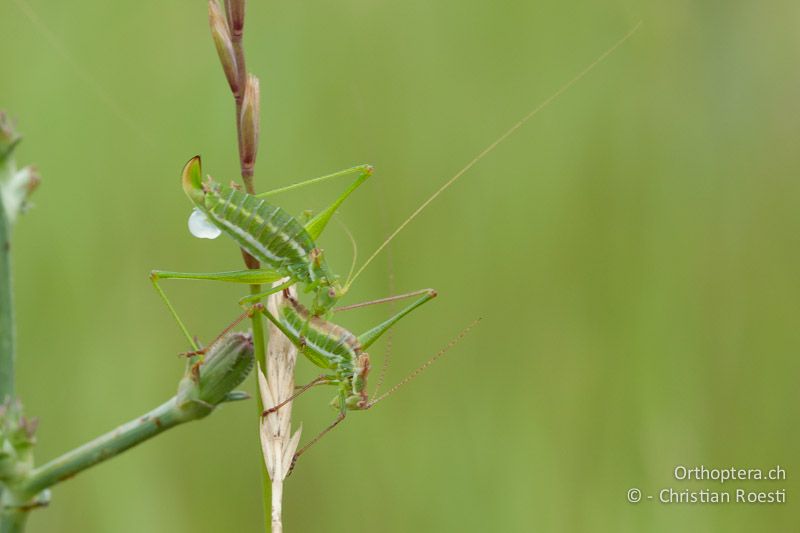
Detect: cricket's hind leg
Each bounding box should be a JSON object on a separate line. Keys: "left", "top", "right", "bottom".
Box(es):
{"left": 260, "top": 374, "right": 339, "bottom": 417}
{"left": 254, "top": 165, "right": 374, "bottom": 241}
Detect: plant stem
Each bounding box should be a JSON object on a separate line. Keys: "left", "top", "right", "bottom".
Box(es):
{"left": 251, "top": 286, "right": 271, "bottom": 531}
{"left": 270, "top": 479, "right": 283, "bottom": 533}
{"left": 226, "top": 8, "right": 272, "bottom": 530}
{"left": 14, "top": 397, "right": 201, "bottom": 502}
{"left": 212, "top": 2, "right": 271, "bottom": 526}
{"left": 259, "top": 288, "right": 299, "bottom": 533}
{"left": 0, "top": 398, "right": 191, "bottom": 528}
{"left": 0, "top": 393, "right": 214, "bottom": 532}
{"left": 0, "top": 328, "right": 253, "bottom": 530}
{"left": 0, "top": 197, "right": 14, "bottom": 400}
{"left": 0, "top": 507, "right": 28, "bottom": 533}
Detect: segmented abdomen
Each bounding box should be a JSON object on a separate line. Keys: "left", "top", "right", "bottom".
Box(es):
{"left": 280, "top": 297, "right": 359, "bottom": 373}
{"left": 206, "top": 187, "right": 318, "bottom": 282}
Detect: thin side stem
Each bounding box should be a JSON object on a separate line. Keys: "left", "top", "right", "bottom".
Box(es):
{"left": 0, "top": 508, "right": 28, "bottom": 533}
{"left": 0, "top": 198, "right": 14, "bottom": 399}
{"left": 0, "top": 397, "right": 207, "bottom": 529}
{"left": 16, "top": 398, "right": 188, "bottom": 497}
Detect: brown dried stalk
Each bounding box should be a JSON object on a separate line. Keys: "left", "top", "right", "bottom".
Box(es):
{"left": 258, "top": 284, "right": 302, "bottom": 533}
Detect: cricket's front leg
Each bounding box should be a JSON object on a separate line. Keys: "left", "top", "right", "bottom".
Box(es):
{"left": 237, "top": 278, "right": 295, "bottom": 306}
{"left": 149, "top": 267, "right": 284, "bottom": 350}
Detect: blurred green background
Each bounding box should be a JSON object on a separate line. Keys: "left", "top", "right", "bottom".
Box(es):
{"left": 2, "top": 0, "right": 799, "bottom": 531}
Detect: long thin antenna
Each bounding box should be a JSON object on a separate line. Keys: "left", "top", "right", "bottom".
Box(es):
{"left": 334, "top": 288, "right": 433, "bottom": 312}
{"left": 367, "top": 318, "right": 481, "bottom": 408}
{"left": 349, "top": 22, "right": 642, "bottom": 286}
{"left": 372, "top": 188, "right": 399, "bottom": 399}
{"left": 336, "top": 218, "right": 359, "bottom": 289}
{"left": 371, "top": 248, "right": 396, "bottom": 398}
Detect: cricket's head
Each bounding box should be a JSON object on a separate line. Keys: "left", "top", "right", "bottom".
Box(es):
{"left": 312, "top": 278, "right": 346, "bottom": 316}
{"left": 182, "top": 156, "right": 207, "bottom": 207}
{"left": 308, "top": 247, "right": 347, "bottom": 314}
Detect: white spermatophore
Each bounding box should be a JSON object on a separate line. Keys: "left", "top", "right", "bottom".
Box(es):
{"left": 188, "top": 207, "right": 222, "bottom": 239}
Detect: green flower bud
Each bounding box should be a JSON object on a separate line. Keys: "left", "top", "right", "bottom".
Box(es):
{"left": 176, "top": 332, "right": 254, "bottom": 418}
{"left": 198, "top": 332, "right": 255, "bottom": 405}
{"left": 184, "top": 332, "right": 255, "bottom": 405}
